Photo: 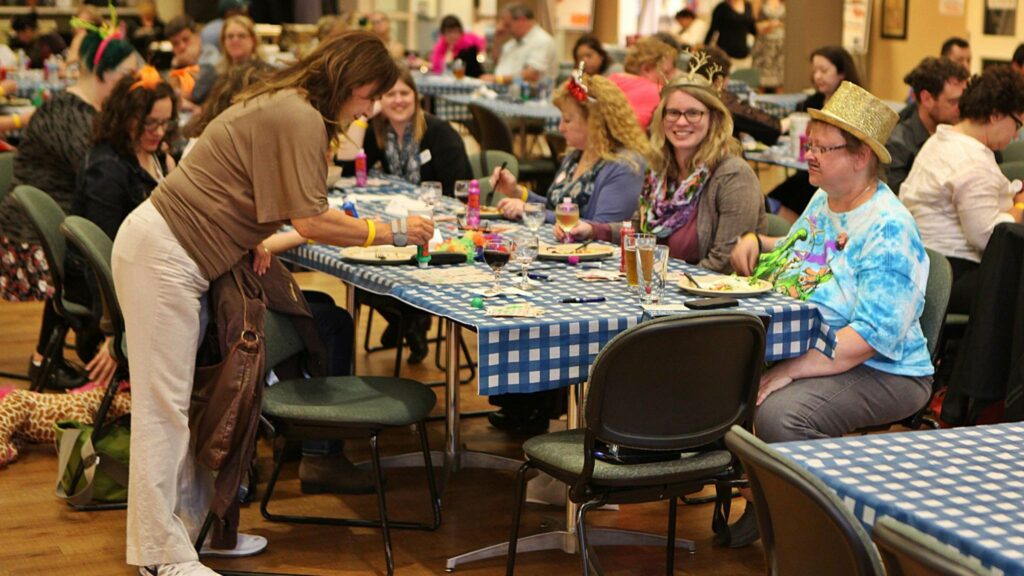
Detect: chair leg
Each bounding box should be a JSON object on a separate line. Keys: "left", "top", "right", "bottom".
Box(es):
{"left": 417, "top": 421, "right": 442, "bottom": 529}
{"left": 34, "top": 323, "right": 68, "bottom": 392}
{"left": 577, "top": 499, "right": 605, "bottom": 576}
{"left": 505, "top": 461, "right": 533, "bottom": 576}
{"left": 392, "top": 314, "right": 405, "bottom": 378}
{"left": 362, "top": 304, "right": 376, "bottom": 353}
{"left": 667, "top": 497, "right": 678, "bottom": 575}
{"left": 369, "top": 433, "right": 394, "bottom": 576}
{"left": 259, "top": 438, "right": 288, "bottom": 522}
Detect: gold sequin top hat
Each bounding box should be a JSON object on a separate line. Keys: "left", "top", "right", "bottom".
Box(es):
{"left": 808, "top": 81, "right": 899, "bottom": 165}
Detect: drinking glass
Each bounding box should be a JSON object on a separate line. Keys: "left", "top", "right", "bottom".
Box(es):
{"left": 636, "top": 244, "right": 670, "bottom": 304}
{"left": 418, "top": 181, "right": 442, "bottom": 207}
{"left": 514, "top": 236, "right": 539, "bottom": 290}
{"left": 554, "top": 200, "right": 580, "bottom": 243}
{"left": 483, "top": 237, "right": 514, "bottom": 295}
{"left": 454, "top": 180, "right": 472, "bottom": 204}
{"left": 522, "top": 202, "right": 546, "bottom": 238}
{"left": 453, "top": 58, "right": 466, "bottom": 80}
{"left": 623, "top": 234, "right": 640, "bottom": 291}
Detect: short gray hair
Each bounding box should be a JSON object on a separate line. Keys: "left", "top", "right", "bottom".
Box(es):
{"left": 502, "top": 3, "right": 534, "bottom": 20}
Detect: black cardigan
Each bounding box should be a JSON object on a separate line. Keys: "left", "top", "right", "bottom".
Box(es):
{"left": 339, "top": 113, "right": 473, "bottom": 198}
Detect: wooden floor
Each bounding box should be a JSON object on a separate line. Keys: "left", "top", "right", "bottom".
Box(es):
{"left": 0, "top": 271, "right": 766, "bottom": 576}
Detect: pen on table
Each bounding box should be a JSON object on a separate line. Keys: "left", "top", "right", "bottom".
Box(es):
{"left": 527, "top": 273, "right": 550, "bottom": 281}
{"left": 560, "top": 296, "right": 606, "bottom": 303}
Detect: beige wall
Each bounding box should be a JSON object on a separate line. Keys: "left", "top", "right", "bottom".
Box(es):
{"left": 782, "top": 0, "right": 843, "bottom": 93}
{"left": 866, "top": 0, "right": 968, "bottom": 100}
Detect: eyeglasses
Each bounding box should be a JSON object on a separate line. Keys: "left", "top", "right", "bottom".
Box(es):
{"left": 142, "top": 118, "right": 173, "bottom": 132}
{"left": 1011, "top": 114, "right": 1023, "bottom": 131}
{"left": 663, "top": 108, "right": 706, "bottom": 124}
{"left": 802, "top": 143, "right": 847, "bottom": 156}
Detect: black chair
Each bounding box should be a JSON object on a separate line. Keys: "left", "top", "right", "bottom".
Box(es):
{"left": 0, "top": 151, "right": 27, "bottom": 382}
{"left": 468, "top": 103, "right": 556, "bottom": 193}
{"left": 9, "top": 185, "right": 94, "bottom": 391}
{"left": 258, "top": 310, "right": 442, "bottom": 576}
{"left": 506, "top": 311, "right": 766, "bottom": 575}
{"left": 872, "top": 516, "right": 989, "bottom": 576}
{"left": 59, "top": 216, "right": 130, "bottom": 511}
{"left": 724, "top": 426, "right": 885, "bottom": 576}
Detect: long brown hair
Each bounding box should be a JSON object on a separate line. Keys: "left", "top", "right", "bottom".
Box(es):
{"left": 371, "top": 64, "right": 426, "bottom": 147}
{"left": 649, "top": 82, "right": 741, "bottom": 180}
{"left": 235, "top": 30, "right": 399, "bottom": 137}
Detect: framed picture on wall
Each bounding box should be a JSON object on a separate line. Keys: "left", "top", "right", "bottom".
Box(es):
{"left": 881, "top": 0, "right": 908, "bottom": 39}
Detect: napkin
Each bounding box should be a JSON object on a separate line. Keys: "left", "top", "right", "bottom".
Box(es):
{"left": 473, "top": 86, "right": 499, "bottom": 100}
{"left": 471, "top": 286, "right": 530, "bottom": 298}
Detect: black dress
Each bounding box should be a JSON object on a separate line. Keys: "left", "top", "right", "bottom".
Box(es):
{"left": 706, "top": 2, "right": 757, "bottom": 60}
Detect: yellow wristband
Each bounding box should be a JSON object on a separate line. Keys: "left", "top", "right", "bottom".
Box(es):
{"left": 353, "top": 118, "right": 368, "bottom": 129}
{"left": 0, "top": 86, "right": 6, "bottom": 98}
{"left": 11, "top": 114, "right": 20, "bottom": 130}
{"left": 363, "top": 219, "right": 376, "bottom": 247}
{"left": 496, "top": 74, "right": 504, "bottom": 84}
{"left": 519, "top": 185, "right": 529, "bottom": 202}
{"left": 1015, "top": 202, "right": 1024, "bottom": 211}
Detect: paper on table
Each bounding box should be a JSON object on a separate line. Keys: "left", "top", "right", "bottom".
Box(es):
{"left": 385, "top": 197, "right": 430, "bottom": 218}
{"left": 575, "top": 269, "right": 621, "bottom": 281}
{"left": 471, "top": 286, "right": 530, "bottom": 297}
{"left": 642, "top": 303, "right": 691, "bottom": 313}
{"left": 486, "top": 303, "right": 545, "bottom": 317}
{"left": 404, "top": 267, "right": 492, "bottom": 284}
{"left": 333, "top": 176, "right": 390, "bottom": 189}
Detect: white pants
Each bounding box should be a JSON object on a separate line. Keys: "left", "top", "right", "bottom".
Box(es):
{"left": 113, "top": 200, "right": 212, "bottom": 566}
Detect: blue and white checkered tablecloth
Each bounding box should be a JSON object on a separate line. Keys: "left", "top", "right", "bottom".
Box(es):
{"left": 413, "top": 72, "right": 492, "bottom": 97}
{"left": 435, "top": 93, "right": 561, "bottom": 132}
{"left": 776, "top": 424, "right": 1024, "bottom": 576}
{"left": 282, "top": 177, "right": 835, "bottom": 396}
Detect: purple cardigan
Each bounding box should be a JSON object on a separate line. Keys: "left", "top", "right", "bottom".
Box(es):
{"left": 430, "top": 32, "right": 487, "bottom": 74}
{"left": 528, "top": 152, "right": 646, "bottom": 224}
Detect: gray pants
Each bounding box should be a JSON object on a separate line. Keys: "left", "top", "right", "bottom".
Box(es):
{"left": 754, "top": 364, "right": 932, "bottom": 443}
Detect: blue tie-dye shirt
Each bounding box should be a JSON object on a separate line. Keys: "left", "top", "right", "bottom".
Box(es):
{"left": 753, "top": 183, "right": 933, "bottom": 377}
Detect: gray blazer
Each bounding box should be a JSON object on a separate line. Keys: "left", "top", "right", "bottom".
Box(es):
{"left": 696, "top": 155, "right": 767, "bottom": 273}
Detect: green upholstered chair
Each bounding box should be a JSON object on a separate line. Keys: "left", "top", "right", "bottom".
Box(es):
{"left": 764, "top": 213, "right": 792, "bottom": 237}
{"left": 467, "top": 103, "right": 557, "bottom": 192}
{"left": 469, "top": 150, "right": 518, "bottom": 205}
{"left": 0, "top": 151, "right": 15, "bottom": 201}
{"left": 873, "top": 516, "right": 990, "bottom": 576}
{"left": 998, "top": 160, "right": 1024, "bottom": 181}
{"left": 1001, "top": 140, "right": 1024, "bottom": 163}
{"left": 731, "top": 68, "right": 761, "bottom": 90}
{"left": 10, "top": 186, "right": 94, "bottom": 391}
{"left": 724, "top": 426, "right": 885, "bottom": 576}
{"left": 506, "top": 311, "right": 766, "bottom": 575}
{"left": 259, "top": 310, "right": 442, "bottom": 576}
{"left": 59, "top": 216, "right": 129, "bottom": 511}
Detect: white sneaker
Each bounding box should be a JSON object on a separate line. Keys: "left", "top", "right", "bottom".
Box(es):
{"left": 138, "top": 560, "right": 220, "bottom": 575}
{"left": 199, "top": 532, "right": 268, "bottom": 558}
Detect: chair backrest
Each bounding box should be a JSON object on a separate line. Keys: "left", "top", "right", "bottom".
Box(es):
{"left": 585, "top": 311, "right": 766, "bottom": 452}
{"left": 263, "top": 309, "right": 307, "bottom": 374}
{"left": 764, "top": 213, "right": 792, "bottom": 237}
{"left": 922, "top": 248, "right": 952, "bottom": 361}
{"left": 468, "top": 103, "right": 515, "bottom": 154}
{"left": 469, "top": 150, "right": 519, "bottom": 205}
{"left": 0, "top": 151, "right": 15, "bottom": 202}
{"left": 10, "top": 185, "right": 68, "bottom": 286}
{"left": 60, "top": 216, "right": 127, "bottom": 366}
{"left": 724, "top": 426, "right": 885, "bottom": 576}
{"left": 873, "top": 516, "right": 989, "bottom": 576}
{"left": 1001, "top": 140, "right": 1024, "bottom": 163}
{"left": 732, "top": 68, "right": 761, "bottom": 89}
{"left": 998, "top": 161, "right": 1024, "bottom": 181}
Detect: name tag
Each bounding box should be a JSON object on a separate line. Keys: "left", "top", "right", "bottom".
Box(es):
{"left": 419, "top": 149, "right": 432, "bottom": 165}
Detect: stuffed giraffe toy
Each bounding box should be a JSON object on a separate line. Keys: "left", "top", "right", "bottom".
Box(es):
{"left": 0, "top": 382, "right": 131, "bottom": 467}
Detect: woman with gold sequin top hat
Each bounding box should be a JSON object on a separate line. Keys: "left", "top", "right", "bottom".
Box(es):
{"left": 724, "top": 81, "right": 934, "bottom": 547}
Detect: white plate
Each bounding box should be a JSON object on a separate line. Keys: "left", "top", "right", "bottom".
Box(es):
{"left": 339, "top": 245, "right": 417, "bottom": 265}
{"left": 537, "top": 243, "right": 616, "bottom": 261}
{"left": 678, "top": 274, "right": 773, "bottom": 297}
{"left": 454, "top": 206, "right": 504, "bottom": 219}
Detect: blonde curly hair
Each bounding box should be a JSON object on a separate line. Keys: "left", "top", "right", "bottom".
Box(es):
{"left": 649, "top": 80, "right": 741, "bottom": 180}
{"left": 624, "top": 37, "right": 677, "bottom": 76}
{"left": 553, "top": 73, "right": 653, "bottom": 171}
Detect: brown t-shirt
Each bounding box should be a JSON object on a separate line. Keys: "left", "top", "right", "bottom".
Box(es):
{"left": 152, "top": 89, "right": 329, "bottom": 280}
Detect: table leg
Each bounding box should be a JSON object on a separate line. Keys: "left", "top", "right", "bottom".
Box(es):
{"left": 345, "top": 283, "right": 360, "bottom": 375}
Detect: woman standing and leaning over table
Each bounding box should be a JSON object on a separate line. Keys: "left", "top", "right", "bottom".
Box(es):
{"left": 112, "top": 31, "right": 433, "bottom": 576}
{"left": 725, "top": 82, "right": 933, "bottom": 547}
{"left": 560, "top": 53, "right": 766, "bottom": 274}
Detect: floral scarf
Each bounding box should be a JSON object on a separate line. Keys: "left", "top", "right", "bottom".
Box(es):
{"left": 545, "top": 151, "right": 605, "bottom": 214}
{"left": 384, "top": 124, "right": 421, "bottom": 184}
{"left": 640, "top": 165, "right": 710, "bottom": 238}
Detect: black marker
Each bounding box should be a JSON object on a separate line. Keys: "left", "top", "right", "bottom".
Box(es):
{"left": 560, "top": 296, "right": 606, "bottom": 303}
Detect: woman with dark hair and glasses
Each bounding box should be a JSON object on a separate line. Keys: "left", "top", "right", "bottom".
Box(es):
{"left": 901, "top": 65, "right": 1024, "bottom": 314}
{"left": 429, "top": 14, "right": 485, "bottom": 77}
{"left": 66, "top": 66, "right": 178, "bottom": 388}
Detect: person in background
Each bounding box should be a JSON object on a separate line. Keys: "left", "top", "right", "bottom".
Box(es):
{"left": 201, "top": 0, "right": 250, "bottom": 52}
{"left": 769, "top": 45, "right": 860, "bottom": 221}
{"left": 941, "top": 36, "right": 972, "bottom": 71}
{"left": 483, "top": 3, "right": 558, "bottom": 84}
{"left": 886, "top": 57, "right": 968, "bottom": 195}
{"left": 728, "top": 81, "right": 932, "bottom": 548}
{"left": 0, "top": 26, "right": 137, "bottom": 388}
{"left": 608, "top": 36, "right": 678, "bottom": 130}
{"left": 166, "top": 16, "right": 220, "bottom": 108}
{"left": 219, "top": 14, "right": 262, "bottom": 69}
{"left": 573, "top": 35, "right": 618, "bottom": 76}
{"left": 700, "top": 46, "right": 781, "bottom": 145}
{"left": 901, "top": 66, "right": 1024, "bottom": 315}
{"left": 676, "top": 9, "right": 709, "bottom": 49}
{"left": 130, "top": 0, "right": 165, "bottom": 58}
{"left": 366, "top": 11, "right": 406, "bottom": 59}
{"left": 66, "top": 67, "right": 178, "bottom": 391}
{"left": 9, "top": 11, "right": 67, "bottom": 69}
{"left": 315, "top": 14, "right": 348, "bottom": 43}
{"left": 751, "top": 0, "right": 785, "bottom": 92}
{"left": 429, "top": 14, "right": 485, "bottom": 77}
{"left": 65, "top": 4, "right": 100, "bottom": 77}
{"left": 705, "top": 0, "right": 756, "bottom": 68}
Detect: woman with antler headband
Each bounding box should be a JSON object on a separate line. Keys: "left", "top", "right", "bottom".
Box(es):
{"left": 0, "top": 12, "right": 139, "bottom": 390}
{"left": 562, "top": 52, "right": 766, "bottom": 274}
{"left": 62, "top": 67, "right": 178, "bottom": 389}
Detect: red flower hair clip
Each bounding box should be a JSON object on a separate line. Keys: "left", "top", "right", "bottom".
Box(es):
{"left": 567, "top": 61, "right": 597, "bottom": 104}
